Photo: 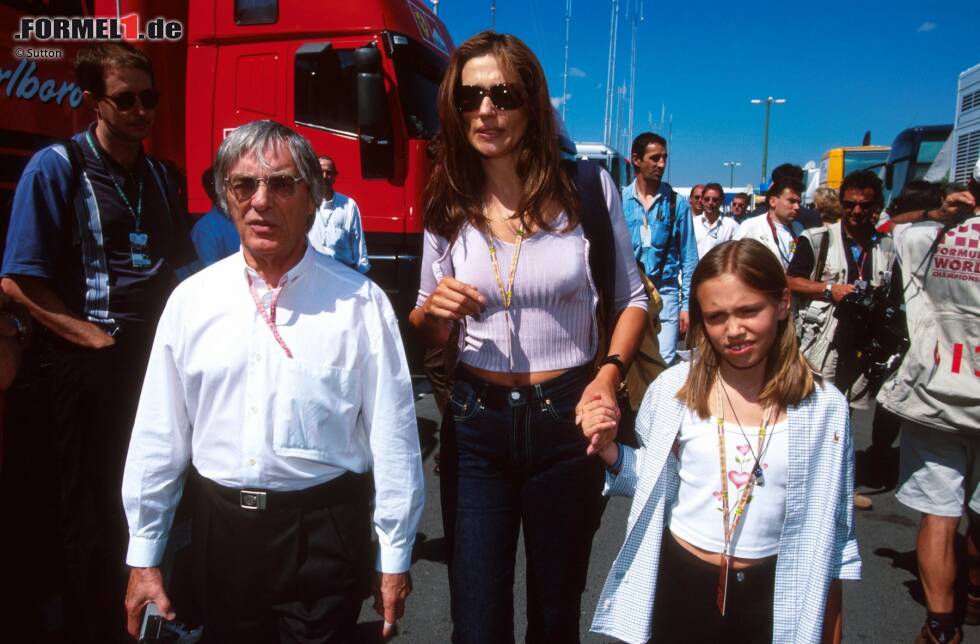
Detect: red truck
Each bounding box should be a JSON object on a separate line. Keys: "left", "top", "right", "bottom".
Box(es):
{"left": 1, "top": 0, "right": 451, "bottom": 321}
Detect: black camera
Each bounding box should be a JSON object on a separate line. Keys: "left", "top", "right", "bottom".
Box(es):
{"left": 833, "top": 279, "right": 909, "bottom": 385}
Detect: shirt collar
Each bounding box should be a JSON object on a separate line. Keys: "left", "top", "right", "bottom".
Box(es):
{"left": 239, "top": 242, "right": 316, "bottom": 289}
{"left": 628, "top": 179, "right": 670, "bottom": 205}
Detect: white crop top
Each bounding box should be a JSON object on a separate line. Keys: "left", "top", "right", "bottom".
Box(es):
{"left": 669, "top": 408, "right": 789, "bottom": 559}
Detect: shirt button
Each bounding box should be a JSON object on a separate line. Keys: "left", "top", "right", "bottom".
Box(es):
{"left": 250, "top": 405, "right": 258, "bottom": 415}
{"left": 248, "top": 458, "right": 256, "bottom": 466}
{"left": 254, "top": 353, "right": 262, "bottom": 362}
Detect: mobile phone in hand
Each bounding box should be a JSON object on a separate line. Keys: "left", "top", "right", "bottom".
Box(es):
{"left": 139, "top": 602, "right": 164, "bottom": 643}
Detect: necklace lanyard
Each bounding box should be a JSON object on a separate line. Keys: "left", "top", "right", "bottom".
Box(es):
{"left": 766, "top": 214, "right": 796, "bottom": 264}
{"left": 485, "top": 216, "right": 525, "bottom": 310}
{"left": 246, "top": 273, "right": 293, "bottom": 359}
{"left": 85, "top": 131, "right": 144, "bottom": 231}
{"left": 714, "top": 380, "right": 773, "bottom": 615}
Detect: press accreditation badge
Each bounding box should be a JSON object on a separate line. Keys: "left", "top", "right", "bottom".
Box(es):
{"left": 129, "top": 232, "right": 151, "bottom": 269}
{"left": 640, "top": 223, "right": 652, "bottom": 248}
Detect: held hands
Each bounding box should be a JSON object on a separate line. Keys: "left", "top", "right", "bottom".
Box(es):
{"left": 575, "top": 367, "right": 621, "bottom": 456}
{"left": 422, "top": 278, "right": 487, "bottom": 321}
{"left": 124, "top": 567, "right": 174, "bottom": 638}
{"left": 373, "top": 571, "right": 412, "bottom": 641}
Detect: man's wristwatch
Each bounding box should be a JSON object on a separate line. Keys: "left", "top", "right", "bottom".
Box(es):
{"left": 599, "top": 354, "right": 627, "bottom": 381}
{"left": 0, "top": 311, "right": 28, "bottom": 344}
{"left": 823, "top": 283, "right": 834, "bottom": 302}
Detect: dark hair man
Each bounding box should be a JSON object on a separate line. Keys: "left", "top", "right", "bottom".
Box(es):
{"left": 307, "top": 155, "right": 370, "bottom": 273}
{"left": 191, "top": 166, "right": 240, "bottom": 266}
{"left": 0, "top": 42, "right": 196, "bottom": 641}
{"left": 122, "top": 121, "right": 423, "bottom": 642}
{"left": 749, "top": 163, "right": 821, "bottom": 228}
{"left": 730, "top": 191, "right": 751, "bottom": 224}
{"left": 623, "top": 132, "right": 698, "bottom": 365}
{"left": 734, "top": 177, "right": 805, "bottom": 269}
{"left": 689, "top": 183, "right": 704, "bottom": 216}
{"left": 692, "top": 182, "right": 738, "bottom": 258}
{"left": 877, "top": 159, "right": 980, "bottom": 644}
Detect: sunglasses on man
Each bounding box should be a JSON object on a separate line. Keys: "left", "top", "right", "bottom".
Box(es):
{"left": 455, "top": 83, "right": 524, "bottom": 112}
{"left": 841, "top": 200, "right": 876, "bottom": 211}
{"left": 101, "top": 88, "right": 161, "bottom": 111}
{"left": 226, "top": 173, "right": 305, "bottom": 202}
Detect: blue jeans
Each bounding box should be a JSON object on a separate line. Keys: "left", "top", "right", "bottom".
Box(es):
{"left": 657, "top": 285, "right": 681, "bottom": 365}
{"left": 439, "top": 365, "right": 604, "bottom": 644}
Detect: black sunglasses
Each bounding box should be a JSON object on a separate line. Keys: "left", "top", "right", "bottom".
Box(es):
{"left": 455, "top": 84, "right": 524, "bottom": 112}
{"left": 841, "top": 200, "right": 876, "bottom": 211}
{"left": 226, "top": 173, "right": 305, "bottom": 202}
{"left": 101, "top": 88, "right": 161, "bottom": 111}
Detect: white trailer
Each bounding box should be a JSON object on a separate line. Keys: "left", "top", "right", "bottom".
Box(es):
{"left": 952, "top": 62, "right": 980, "bottom": 184}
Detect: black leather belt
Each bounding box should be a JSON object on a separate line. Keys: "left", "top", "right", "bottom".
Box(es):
{"left": 203, "top": 471, "right": 372, "bottom": 512}
{"left": 456, "top": 363, "right": 593, "bottom": 409}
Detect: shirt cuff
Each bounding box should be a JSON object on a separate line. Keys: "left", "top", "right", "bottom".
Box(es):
{"left": 126, "top": 534, "right": 169, "bottom": 568}
{"left": 376, "top": 542, "right": 413, "bottom": 574}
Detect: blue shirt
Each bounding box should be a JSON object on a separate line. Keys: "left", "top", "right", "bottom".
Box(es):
{"left": 621, "top": 180, "right": 698, "bottom": 309}
{"left": 307, "top": 192, "right": 370, "bottom": 274}
{"left": 1, "top": 126, "right": 195, "bottom": 329}
{"left": 191, "top": 206, "right": 240, "bottom": 267}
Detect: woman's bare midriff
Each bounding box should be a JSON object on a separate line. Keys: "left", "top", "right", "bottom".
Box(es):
{"left": 670, "top": 532, "right": 774, "bottom": 570}
{"left": 461, "top": 363, "right": 571, "bottom": 387}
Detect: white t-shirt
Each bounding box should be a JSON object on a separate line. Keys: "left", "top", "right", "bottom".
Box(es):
{"left": 694, "top": 213, "right": 740, "bottom": 258}
{"left": 669, "top": 408, "right": 789, "bottom": 559}
{"left": 735, "top": 212, "right": 804, "bottom": 269}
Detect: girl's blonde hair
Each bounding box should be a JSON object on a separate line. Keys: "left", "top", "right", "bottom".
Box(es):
{"left": 677, "top": 239, "right": 816, "bottom": 417}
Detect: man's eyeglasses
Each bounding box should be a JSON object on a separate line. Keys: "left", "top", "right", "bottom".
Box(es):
{"left": 841, "top": 200, "right": 876, "bottom": 211}
{"left": 690, "top": 194, "right": 702, "bottom": 201}
{"left": 702, "top": 196, "right": 722, "bottom": 203}
{"left": 101, "top": 89, "right": 161, "bottom": 111}
{"left": 226, "top": 173, "right": 305, "bottom": 202}
{"left": 455, "top": 84, "right": 524, "bottom": 112}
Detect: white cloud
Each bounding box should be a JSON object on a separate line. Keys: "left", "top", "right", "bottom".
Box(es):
{"left": 551, "top": 93, "right": 572, "bottom": 108}
{"left": 568, "top": 67, "right": 587, "bottom": 78}
{"left": 916, "top": 21, "right": 936, "bottom": 33}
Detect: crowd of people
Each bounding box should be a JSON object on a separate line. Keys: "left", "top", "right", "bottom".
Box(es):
{"left": 0, "top": 31, "right": 978, "bottom": 644}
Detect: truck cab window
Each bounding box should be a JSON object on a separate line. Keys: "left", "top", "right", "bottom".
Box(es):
{"left": 391, "top": 38, "right": 445, "bottom": 140}
{"left": 235, "top": 0, "right": 278, "bottom": 25}
{"left": 295, "top": 47, "right": 357, "bottom": 134}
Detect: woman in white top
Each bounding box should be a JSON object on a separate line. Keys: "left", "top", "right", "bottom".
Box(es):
{"left": 583, "top": 239, "right": 860, "bottom": 644}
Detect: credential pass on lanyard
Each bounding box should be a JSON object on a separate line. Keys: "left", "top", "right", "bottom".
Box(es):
{"left": 246, "top": 273, "right": 293, "bottom": 359}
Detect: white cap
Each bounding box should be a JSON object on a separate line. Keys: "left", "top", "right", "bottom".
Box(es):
{"left": 974, "top": 156, "right": 980, "bottom": 182}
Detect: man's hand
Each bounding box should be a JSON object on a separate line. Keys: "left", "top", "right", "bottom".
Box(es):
{"left": 679, "top": 310, "right": 690, "bottom": 335}
{"left": 937, "top": 190, "right": 977, "bottom": 221}
{"left": 374, "top": 571, "right": 412, "bottom": 640}
{"left": 830, "top": 283, "right": 856, "bottom": 303}
{"left": 125, "top": 567, "right": 174, "bottom": 639}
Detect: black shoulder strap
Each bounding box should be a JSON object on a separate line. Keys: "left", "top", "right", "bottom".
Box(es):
{"left": 566, "top": 159, "right": 616, "bottom": 340}
{"left": 814, "top": 228, "right": 831, "bottom": 281}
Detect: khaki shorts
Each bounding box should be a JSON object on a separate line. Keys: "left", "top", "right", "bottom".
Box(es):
{"left": 897, "top": 420, "right": 980, "bottom": 518}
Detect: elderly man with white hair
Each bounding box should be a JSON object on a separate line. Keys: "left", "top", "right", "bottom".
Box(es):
{"left": 121, "top": 120, "right": 423, "bottom": 643}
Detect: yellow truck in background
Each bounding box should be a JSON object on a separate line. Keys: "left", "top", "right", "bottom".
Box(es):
{"left": 819, "top": 145, "right": 890, "bottom": 190}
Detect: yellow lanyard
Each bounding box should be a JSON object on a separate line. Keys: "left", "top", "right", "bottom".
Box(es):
{"left": 485, "top": 216, "right": 525, "bottom": 310}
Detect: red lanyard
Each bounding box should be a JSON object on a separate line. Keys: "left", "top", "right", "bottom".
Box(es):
{"left": 246, "top": 273, "right": 293, "bottom": 359}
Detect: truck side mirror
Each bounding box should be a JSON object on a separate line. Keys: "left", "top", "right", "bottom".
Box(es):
{"left": 354, "top": 45, "right": 393, "bottom": 179}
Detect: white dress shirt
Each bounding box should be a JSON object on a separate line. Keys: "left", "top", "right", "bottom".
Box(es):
{"left": 693, "top": 213, "right": 739, "bottom": 259}
{"left": 122, "top": 245, "right": 423, "bottom": 572}
{"left": 734, "top": 212, "right": 804, "bottom": 269}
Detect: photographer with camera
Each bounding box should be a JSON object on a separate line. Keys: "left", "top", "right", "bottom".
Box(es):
{"left": 875, "top": 160, "right": 980, "bottom": 644}
{"left": 787, "top": 170, "right": 900, "bottom": 510}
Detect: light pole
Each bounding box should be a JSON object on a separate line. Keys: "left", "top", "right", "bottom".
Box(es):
{"left": 723, "top": 161, "right": 741, "bottom": 188}
{"left": 431, "top": 0, "right": 439, "bottom": 15}
{"left": 750, "top": 96, "right": 785, "bottom": 183}
{"left": 561, "top": 0, "right": 571, "bottom": 122}
{"left": 490, "top": 0, "right": 496, "bottom": 30}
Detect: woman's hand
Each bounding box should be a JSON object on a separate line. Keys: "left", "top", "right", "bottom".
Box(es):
{"left": 422, "top": 277, "right": 487, "bottom": 321}
{"left": 577, "top": 392, "right": 620, "bottom": 455}
{"left": 576, "top": 366, "right": 621, "bottom": 455}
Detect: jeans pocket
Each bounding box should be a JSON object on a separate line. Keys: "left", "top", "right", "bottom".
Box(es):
{"left": 448, "top": 381, "right": 482, "bottom": 422}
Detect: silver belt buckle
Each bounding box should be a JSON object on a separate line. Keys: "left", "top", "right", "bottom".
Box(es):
{"left": 239, "top": 490, "right": 267, "bottom": 510}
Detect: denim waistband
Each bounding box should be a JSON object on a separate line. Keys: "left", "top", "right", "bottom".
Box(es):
{"left": 456, "top": 363, "right": 594, "bottom": 409}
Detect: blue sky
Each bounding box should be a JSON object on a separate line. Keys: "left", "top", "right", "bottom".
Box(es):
{"left": 431, "top": 0, "right": 980, "bottom": 188}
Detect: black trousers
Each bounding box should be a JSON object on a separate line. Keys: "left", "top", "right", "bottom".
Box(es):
{"left": 651, "top": 532, "right": 776, "bottom": 644}
{"left": 193, "top": 472, "right": 374, "bottom": 644}
{"left": 0, "top": 329, "right": 154, "bottom": 643}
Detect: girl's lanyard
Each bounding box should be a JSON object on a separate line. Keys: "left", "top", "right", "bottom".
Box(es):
{"left": 715, "top": 383, "right": 772, "bottom": 616}
{"left": 485, "top": 216, "right": 524, "bottom": 371}
{"left": 766, "top": 214, "right": 797, "bottom": 266}
{"left": 84, "top": 132, "right": 149, "bottom": 269}
{"left": 246, "top": 273, "right": 293, "bottom": 359}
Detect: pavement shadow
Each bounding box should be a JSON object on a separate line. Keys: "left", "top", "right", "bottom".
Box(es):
{"left": 412, "top": 531, "right": 448, "bottom": 564}
{"left": 417, "top": 417, "right": 439, "bottom": 463}
{"left": 876, "top": 533, "right": 970, "bottom": 619}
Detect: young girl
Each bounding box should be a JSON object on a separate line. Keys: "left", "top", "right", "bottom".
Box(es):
{"left": 585, "top": 239, "right": 860, "bottom": 644}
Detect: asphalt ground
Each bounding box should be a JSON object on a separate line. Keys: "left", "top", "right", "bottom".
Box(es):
{"left": 355, "top": 381, "right": 980, "bottom": 644}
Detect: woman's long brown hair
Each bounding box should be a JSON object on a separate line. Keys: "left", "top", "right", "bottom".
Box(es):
{"left": 424, "top": 31, "right": 579, "bottom": 240}
{"left": 677, "top": 239, "right": 817, "bottom": 418}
